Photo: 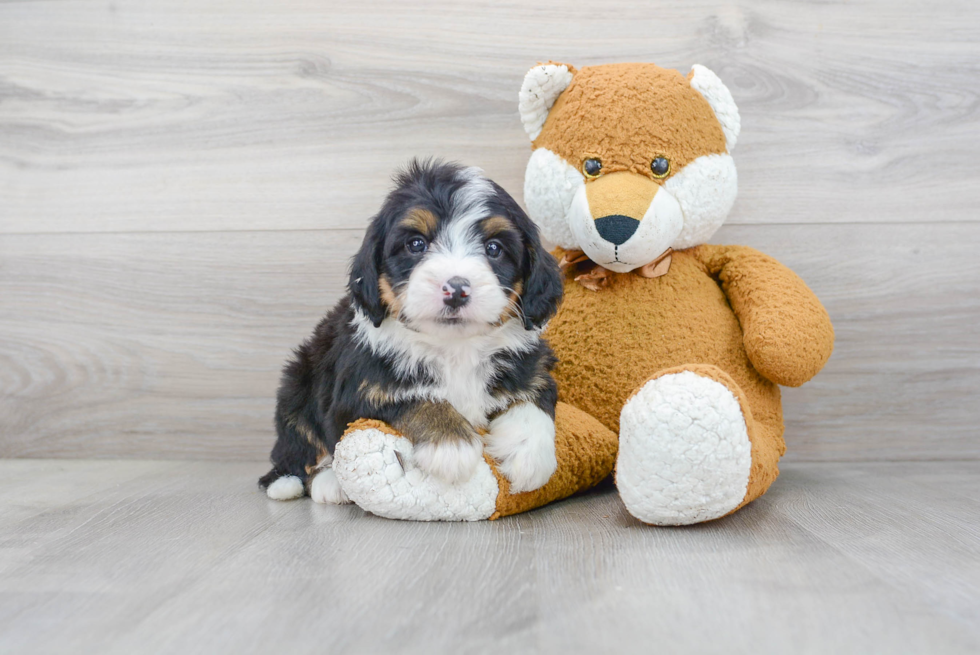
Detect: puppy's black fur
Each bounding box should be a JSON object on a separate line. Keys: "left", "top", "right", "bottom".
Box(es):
{"left": 259, "top": 160, "right": 563, "bottom": 493}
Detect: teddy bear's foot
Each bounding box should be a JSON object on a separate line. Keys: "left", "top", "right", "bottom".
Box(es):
{"left": 617, "top": 367, "right": 753, "bottom": 525}
{"left": 332, "top": 405, "right": 619, "bottom": 521}
{"left": 333, "top": 423, "right": 499, "bottom": 521}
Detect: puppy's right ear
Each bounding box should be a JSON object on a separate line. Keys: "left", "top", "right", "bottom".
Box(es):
{"left": 348, "top": 220, "right": 386, "bottom": 328}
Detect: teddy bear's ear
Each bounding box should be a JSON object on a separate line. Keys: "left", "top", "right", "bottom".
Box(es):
{"left": 519, "top": 62, "right": 575, "bottom": 141}
{"left": 688, "top": 64, "right": 741, "bottom": 151}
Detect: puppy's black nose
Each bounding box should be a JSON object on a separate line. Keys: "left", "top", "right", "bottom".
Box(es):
{"left": 442, "top": 277, "right": 471, "bottom": 309}
{"left": 594, "top": 215, "right": 641, "bottom": 246}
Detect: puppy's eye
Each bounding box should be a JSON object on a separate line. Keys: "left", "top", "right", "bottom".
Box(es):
{"left": 485, "top": 240, "right": 503, "bottom": 259}
{"left": 407, "top": 236, "right": 427, "bottom": 254}
{"left": 651, "top": 156, "right": 671, "bottom": 178}
{"left": 583, "top": 158, "right": 602, "bottom": 178}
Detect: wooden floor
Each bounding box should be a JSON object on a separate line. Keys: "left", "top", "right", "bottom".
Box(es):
{"left": 1, "top": 459, "right": 978, "bottom": 654}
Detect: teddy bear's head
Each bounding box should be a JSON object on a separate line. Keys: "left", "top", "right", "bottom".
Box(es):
{"left": 520, "top": 62, "right": 740, "bottom": 272}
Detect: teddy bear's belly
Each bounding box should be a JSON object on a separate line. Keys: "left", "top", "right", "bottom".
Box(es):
{"left": 545, "top": 253, "right": 780, "bottom": 435}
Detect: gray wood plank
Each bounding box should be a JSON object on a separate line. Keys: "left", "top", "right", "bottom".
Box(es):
{"left": 2, "top": 222, "right": 978, "bottom": 461}
{"left": 0, "top": 459, "right": 977, "bottom": 654}
{"left": 2, "top": 0, "right": 978, "bottom": 234}
{"left": 780, "top": 462, "right": 980, "bottom": 628}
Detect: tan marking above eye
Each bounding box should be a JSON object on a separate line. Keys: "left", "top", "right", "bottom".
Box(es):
{"left": 481, "top": 215, "right": 519, "bottom": 238}
{"left": 399, "top": 207, "right": 438, "bottom": 236}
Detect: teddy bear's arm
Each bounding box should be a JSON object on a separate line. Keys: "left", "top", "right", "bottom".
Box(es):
{"left": 693, "top": 244, "right": 835, "bottom": 387}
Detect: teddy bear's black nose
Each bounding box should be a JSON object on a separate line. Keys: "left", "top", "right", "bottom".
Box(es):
{"left": 594, "top": 215, "right": 640, "bottom": 245}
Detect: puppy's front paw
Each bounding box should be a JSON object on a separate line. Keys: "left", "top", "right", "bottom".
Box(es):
{"left": 265, "top": 475, "right": 305, "bottom": 501}
{"left": 412, "top": 437, "right": 484, "bottom": 485}
{"left": 310, "top": 467, "right": 352, "bottom": 505}
{"left": 485, "top": 403, "right": 557, "bottom": 494}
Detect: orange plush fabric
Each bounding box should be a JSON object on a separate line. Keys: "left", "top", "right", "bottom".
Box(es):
{"left": 521, "top": 60, "right": 835, "bottom": 516}
{"left": 695, "top": 245, "right": 835, "bottom": 388}
{"left": 489, "top": 402, "right": 618, "bottom": 520}
{"left": 547, "top": 245, "right": 833, "bottom": 509}
{"left": 534, "top": 63, "right": 728, "bottom": 182}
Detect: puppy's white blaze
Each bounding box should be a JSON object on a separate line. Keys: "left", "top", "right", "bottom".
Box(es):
{"left": 453, "top": 168, "right": 494, "bottom": 212}
{"left": 352, "top": 311, "right": 540, "bottom": 427}
{"left": 443, "top": 167, "right": 494, "bottom": 254}
{"left": 265, "top": 475, "right": 304, "bottom": 501}
{"left": 413, "top": 437, "right": 484, "bottom": 484}
{"left": 485, "top": 403, "right": 557, "bottom": 494}
{"left": 309, "top": 467, "right": 352, "bottom": 505}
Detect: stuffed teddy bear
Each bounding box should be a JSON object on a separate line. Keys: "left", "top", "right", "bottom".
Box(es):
{"left": 333, "top": 61, "right": 834, "bottom": 524}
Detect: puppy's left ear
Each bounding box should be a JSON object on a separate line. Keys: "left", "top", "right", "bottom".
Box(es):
{"left": 520, "top": 234, "right": 564, "bottom": 331}
{"left": 488, "top": 180, "right": 563, "bottom": 330}
{"left": 348, "top": 219, "right": 387, "bottom": 328}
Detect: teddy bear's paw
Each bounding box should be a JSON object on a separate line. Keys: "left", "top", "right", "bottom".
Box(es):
{"left": 485, "top": 403, "right": 558, "bottom": 494}
{"left": 617, "top": 371, "right": 752, "bottom": 525}
{"left": 333, "top": 427, "right": 498, "bottom": 521}
{"left": 309, "top": 466, "right": 352, "bottom": 505}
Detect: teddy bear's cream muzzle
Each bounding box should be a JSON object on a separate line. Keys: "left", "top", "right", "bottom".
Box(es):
{"left": 571, "top": 171, "right": 683, "bottom": 273}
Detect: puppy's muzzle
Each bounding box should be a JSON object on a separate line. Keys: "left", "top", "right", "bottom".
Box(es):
{"left": 442, "top": 276, "right": 471, "bottom": 309}
{"left": 593, "top": 215, "right": 640, "bottom": 245}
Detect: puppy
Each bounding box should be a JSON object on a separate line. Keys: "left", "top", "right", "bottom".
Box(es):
{"left": 259, "top": 160, "right": 564, "bottom": 504}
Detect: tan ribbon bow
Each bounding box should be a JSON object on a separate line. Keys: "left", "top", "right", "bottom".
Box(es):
{"left": 558, "top": 248, "right": 673, "bottom": 291}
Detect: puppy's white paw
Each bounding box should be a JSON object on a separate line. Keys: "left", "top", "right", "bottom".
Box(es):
{"left": 485, "top": 403, "right": 557, "bottom": 494}
{"left": 412, "top": 438, "right": 484, "bottom": 485}
{"left": 265, "top": 475, "right": 304, "bottom": 501}
{"left": 310, "top": 467, "right": 352, "bottom": 505}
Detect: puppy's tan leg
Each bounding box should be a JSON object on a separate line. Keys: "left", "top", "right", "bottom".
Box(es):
{"left": 392, "top": 401, "right": 484, "bottom": 484}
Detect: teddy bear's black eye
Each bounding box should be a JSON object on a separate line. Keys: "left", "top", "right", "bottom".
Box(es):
{"left": 485, "top": 240, "right": 503, "bottom": 259}
{"left": 407, "top": 236, "right": 427, "bottom": 254}
{"left": 583, "top": 158, "right": 602, "bottom": 178}
{"left": 651, "top": 156, "right": 671, "bottom": 178}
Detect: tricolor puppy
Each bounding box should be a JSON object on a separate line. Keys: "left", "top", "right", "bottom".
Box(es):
{"left": 260, "top": 160, "right": 564, "bottom": 504}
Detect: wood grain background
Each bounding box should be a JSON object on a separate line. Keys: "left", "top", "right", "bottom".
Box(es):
{"left": 2, "top": 0, "right": 978, "bottom": 462}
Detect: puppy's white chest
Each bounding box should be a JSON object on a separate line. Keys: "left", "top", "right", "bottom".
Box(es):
{"left": 431, "top": 351, "right": 498, "bottom": 428}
